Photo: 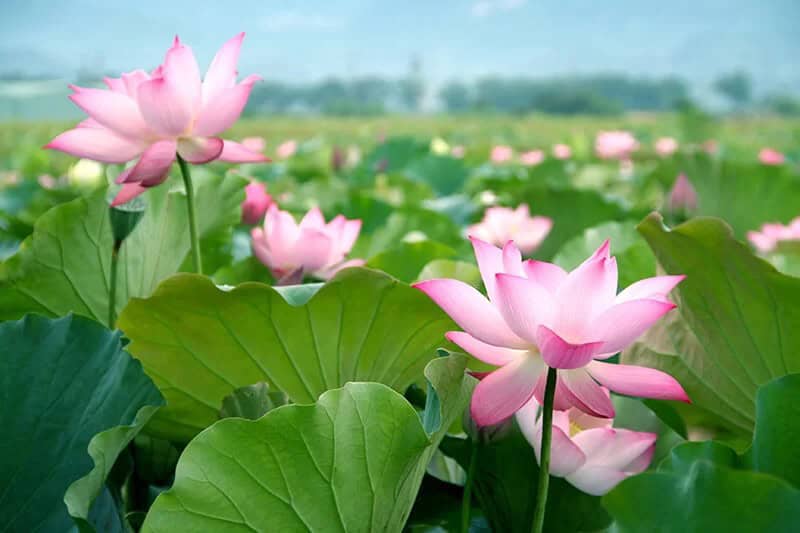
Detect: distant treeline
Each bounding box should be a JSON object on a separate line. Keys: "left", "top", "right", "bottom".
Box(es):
{"left": 245, "top": 74, "right": 690, "bottom": 116}
{"left": 440, "top": 75, "right": 689, "bottom": 115}
{"left": 247, "top": 77, "right": 424, "bottom": 116}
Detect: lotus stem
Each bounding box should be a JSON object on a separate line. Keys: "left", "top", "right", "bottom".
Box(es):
{"left": 108, "top": 246, "right": 119, "bottom": 328}
{"left": 532, "top": 366, "right": 558, "bottom": 533}
{"left": 177, "top": 154, "right": 202, "bottom": 274}
{"left": 461, "top": 436, "right": 479, "bottom": 532}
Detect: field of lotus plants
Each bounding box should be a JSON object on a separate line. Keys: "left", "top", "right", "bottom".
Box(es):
{"left": 2, "top": 34, "right": 800, "bottom": 533}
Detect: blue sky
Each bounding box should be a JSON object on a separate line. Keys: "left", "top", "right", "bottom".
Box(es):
{"left": 1, "top": 0, "right": 798, "bottom": 95}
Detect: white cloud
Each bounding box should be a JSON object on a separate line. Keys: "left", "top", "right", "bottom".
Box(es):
{"left": 260, "top": 11, "right": 345, "bottom": 32}
{"left": 471, "top": 0, "right": 528, "bottom": 18}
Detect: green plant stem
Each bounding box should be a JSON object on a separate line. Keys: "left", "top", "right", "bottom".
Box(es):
{"left": 108, "top": 246, "right": 119, "bottom": 328}
{"left": 461, "top": 436, "right": 479, "bottom": 533}
{"left": 176, "top": 154, "right": 202, "bottom": 274}
{"left": 532, "top": 366, "right": 558, "bottom": 533}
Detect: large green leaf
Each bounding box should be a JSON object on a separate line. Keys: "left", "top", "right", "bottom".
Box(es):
{"left": 0, "top": 172, "right": 246, "bottom": 324}
{"left": 141, "top": 355, "right": 474, "bottom": 533}
{"left": 604, "top": 374, "right": 800, "bottom": 532}
{"left": 441, "top": 422, "right": 611, "bottom": 533}
{"left": 417, "top": 259, "right": 482, "bottom": 288}
{"left": 366, "top": 240, "right": 457, "bottom": 282}
{"left": 653, "top": 157, "right": 800, "bottom": 237}
{"left": 118, "top": 267, "right": 456, "bottom": 443}
{"left": 405, "top": 155, "right": 469, "bottom": 196}
{"left": 623, "top": 214, "right": 800, "bottom": 435}
{"left": 0, "top": 314, "right": 163, "bottom": 532}
{"left": 516, "top": 186, "right": 629, "bottom": 260}
{"left": 553, "top": 220, "right": 656, "bottom": 289}
{"left": 353, "top": 208, "right": 466, "bottom": 258}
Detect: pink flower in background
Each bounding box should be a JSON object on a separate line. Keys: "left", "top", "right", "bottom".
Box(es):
{"left": 241, "top": 136, "right": 266, "bottom": 153}
{"left": 759, "top": 148, "right": 785, "bottom": 165}
{"left": 595, "top": 131, "right": 639, "bottom": 160}
{"left": 414, "top": 239, "right": 689, "bottom": 426}
{"left": 46, "top": 33, "right": 268, "bottom": 206}
{"left": 655, "top": 137, "right": 679, "bottom": 157}
{"left": 490, "top": 145, "right": 513, "bottom": 164}
{"left": 747, "top": 217, "right": 800, "bottom": 253}
{"left": 241, "top": 181, "right": 273, "bottom": 225}
{"left": 553, "top": 144, "right": 572, "bottom": 160}
{"left": 668, "top": 173, "right": 698, "bottom": 213}
{"left": 702, "top": 140, "right": 719, "bottom": 155}
{"left": 468, "top": 205, "right": 552, "bottom": 255}
{"left": 331, "top": 146, "right": 345, "bottom": 172}
{"left": 451, "top": 145, "right": 466, "bottom": 158}
{"left": 251, "top": 205, "right": 364, "bottom": 280}
{"left": 37, "top": 175, "right": 57, "bottom": 190}
{"left": 520, "top": 150, "right": 545, "bottom": 167}
{"left": 276, "top": 140, "right": 298, "bottom": 159}
{"left": 516, "top": 394, "right": 656, "bottom": 495}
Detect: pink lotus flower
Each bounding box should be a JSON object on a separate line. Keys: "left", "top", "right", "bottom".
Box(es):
{"left": 241, "top": 136, "right": 266, "bottom": 153}
{"left": 747, "top": 217, "right": 800, "bottom": 253}
{"left": 516, "top": 393, "right": 655, "bottom": 495}
{"left": 252, "top": 205, "right": 364, "bottom": 280}
{"left": 655, "top": 137, "right": 678, "bottom": 157}
{"left": 276, "top": 140, "right": 298, "bottom": 159}
{"left": 520, "top": 150, "right": 545, "bottom": 167}
{"left": 702, "top": 140, "right": 719, "bottom": 155}
{"left": 668, "top": 173, "right": 698, "bottom": 213}
{"left": 595, "top": 131, "right": 639, "bottom": 160}
{"left": 759, "top": 148, "right": 785, "bottom": 166}
{"left": 45, "top": 33, "right": 268, "bottom": 206}
{"left": 241, "top": 181, "right": 273, "bottom": 225}
{"left": 468, "top": 205, "right": 552, "bottom": 255}
{"left": 37, "top": 175, "right": 57, "bottom": 190}
{"left": 414, "top": 239, "right": 689, "bottom": 426}
{"left": 451, "top": 145, "right": 466, "bottom": 158}
{"left": 552, "top": 144, "right": 572, "bottom": 160}
{"left": 490, "top": 145, "right": 513, "bottom": 164}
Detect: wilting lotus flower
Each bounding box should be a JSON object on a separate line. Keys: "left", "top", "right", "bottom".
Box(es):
{"left": 552, "top": 144, "right": 571, "bottom": 160}
{"left": 276, "top": 140, "right": 298, "bottom": 159}
{"left": 241, "top": 181, "right": 273, "bottom": 225}
{"left": 595, "top": 131, "right": 639, "bottom": 160}
{"left": 46, "top": 33, "right": 268, "bottom": 206}
{"left": 491, "top": 145, "right": 513, "bottom": 164}
{"left": 655, "top": 137, "right": 679, "bottom": 157}
{"left": 759, "top": 148, "right": 785, "bottom": 166}
{"left": 668, "top": 173, "right": 698, "bottom": 213}
{"left": 414, "top": 238, "right": 689, "bottom": 426}
{"left": 520, "top": 150, "right": 545, "bottom": 167}
{"left": 468, "top": 205, "right": 552, "bottom": 255}
{"left": 451, "top": 145, "right": 466, "bottom": 158}
{"left": 747, "top": 217, "right": 800, "bottom": 253}
{"left": 241, "top": 137, "right": 266, "bottom": 153}
{"left": 516, "top": 394, "right": 655, "bottom": 495}
{"left": 331, "top": 146, "right": 345, "bottom": 172}
{"left": 252, "top": 205, "right": 364, "bottom": 280}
